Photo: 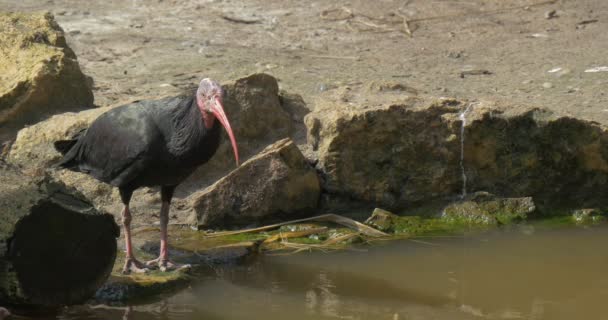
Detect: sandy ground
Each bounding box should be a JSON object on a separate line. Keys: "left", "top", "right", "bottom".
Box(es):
{"left": 1, "top": 0, "right": 607, "bottom": 124}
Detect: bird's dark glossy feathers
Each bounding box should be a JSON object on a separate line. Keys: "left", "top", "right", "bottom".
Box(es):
{"left": 55, "top": 94, "right": 222, "bottom": 193}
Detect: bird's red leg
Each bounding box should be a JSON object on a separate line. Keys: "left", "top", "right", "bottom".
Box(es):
{"left": 146, "top": 187, "right": 191, "bottom": 272}
{"left": 121, "top": 205, "right": 149, "bottom": 274}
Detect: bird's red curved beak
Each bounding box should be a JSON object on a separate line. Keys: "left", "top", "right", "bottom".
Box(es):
{"left": 212, "top": 97, "right": 239, "bottom": 166}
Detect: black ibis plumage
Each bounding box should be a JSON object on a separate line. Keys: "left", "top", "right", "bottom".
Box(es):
{"left": 54, "top": 79, "right": 239, "bottom": 273}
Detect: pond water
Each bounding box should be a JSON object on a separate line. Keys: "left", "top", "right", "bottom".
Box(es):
{"left": 16, "top": 224, "right": 608, "bottom": 320}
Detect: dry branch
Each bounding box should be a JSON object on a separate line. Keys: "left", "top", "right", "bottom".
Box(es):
{"left": 263, "top": 227, "right": 329, "bottom": 244}
{"left": 207, "top": 214, "right": 388, "bottom": 238}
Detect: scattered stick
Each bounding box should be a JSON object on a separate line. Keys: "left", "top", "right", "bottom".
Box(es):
{"left": 406, "top": 0, "right": 557, "bottom": 24}
{"left": 206, "top": 214, "right": 389, "bottom": 238}
{"left": 320, "top": 7, "right": 354, "bottom": 21}
{"left": 460, "top": 69, "right": 493, "bottom": 78}
{"left": 395, "top": 12, "right": 413, "bottom": 37}
{"left": 577, "top": 19, "right": 598, "bottom": 26}
{"left": 220, "top": 15, "right": 262, "bottom": 24}
{"left": 323, "top": 233, "right": 359, "bottom": 245}
{"left": 320, "top": 0, "right": 557, "bottom": 37}
{"left": 309, "top": 54, "right": 360, "bottom": 60}
{"left": 263, "top": 227, "right": 329, "bottom": 244}
{"left": 350, "top": 19, "right": 396, "bottom": 32}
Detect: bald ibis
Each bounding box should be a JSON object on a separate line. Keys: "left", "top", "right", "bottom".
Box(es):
{"left": 55, "top": 79, "right": 239, "bottom": 273}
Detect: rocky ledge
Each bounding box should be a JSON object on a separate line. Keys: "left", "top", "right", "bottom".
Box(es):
{"left": 306, "top": 86, "right": 608, "bottom": 211}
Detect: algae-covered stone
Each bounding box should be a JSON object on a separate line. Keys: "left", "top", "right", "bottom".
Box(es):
{"left": 0, "top": 12, "right": 93, "bottom": 140}
{"left": 442, "top": 202, "right": 498, "bottom": 226}
{"left": 363, "top": 206, "right": 479, "bottom": 236}
{"left": 364, "top": 208, "right": 399, "bottom": 232}
{"left": 95, "top": 227, "right": 262, "bottom": 303}
{"left": 191, "top": 138, "right": 320, "bottom": 228}
{"left": 442, "top": 192, "right": 536, "bottom": 226}
{"left": 572, "top": 208, "right": 605, "bottom": 225}
{"left": 94, "top": 271, "right": 190, "bottom": 303}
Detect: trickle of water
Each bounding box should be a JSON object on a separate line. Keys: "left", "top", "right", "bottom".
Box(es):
{"left": 459, "top": 103, "right": 474, "bottom": 199}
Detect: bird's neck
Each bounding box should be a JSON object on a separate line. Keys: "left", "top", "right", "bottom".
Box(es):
{"left": 168, "top": 96, "right": 209, "bottom": 154}
{"left": 201, "top": 109, "right": 216, "bottom": 129}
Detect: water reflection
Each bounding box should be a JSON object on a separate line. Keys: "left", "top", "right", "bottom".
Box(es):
{"left": 13, "top": 224, "right": 608, "bottom": 320}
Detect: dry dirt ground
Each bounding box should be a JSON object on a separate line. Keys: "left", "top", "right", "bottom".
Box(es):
{"left": 2, "top": 0, "right": 607, "bottom": 123}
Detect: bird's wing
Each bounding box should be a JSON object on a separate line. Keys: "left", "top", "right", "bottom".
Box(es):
{"left": 75, "top": 104, "right": 163, "bottom": 187}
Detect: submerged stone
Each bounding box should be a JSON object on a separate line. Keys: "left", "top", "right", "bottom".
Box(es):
{"left": 94, "top": 270, "right": 190, "bottom": 303}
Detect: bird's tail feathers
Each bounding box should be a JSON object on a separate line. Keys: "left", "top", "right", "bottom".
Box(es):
{"left": 54, "top": 139, "right": 78, "bottom": 155}
{"left": 54, "top": 129, "right": 86, "bottom": 155}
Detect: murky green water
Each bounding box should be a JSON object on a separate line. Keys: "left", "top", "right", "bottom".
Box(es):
{"left": 16, "top": 224, "right": 608, "bottom": 320}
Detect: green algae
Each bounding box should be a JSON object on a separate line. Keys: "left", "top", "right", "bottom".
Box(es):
{"left": 94, "top": 250, "right": 191, "bottom": 304}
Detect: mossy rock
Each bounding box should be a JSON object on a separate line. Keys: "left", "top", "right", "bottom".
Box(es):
{"left": 391, "top": 216, "right": 472, "bottom": 236}
{"left": 362, "top": 206, "right": 464, "bottom": 236}
{"left": 364, "top": 208, "right": 399, "bottom": 232}
{"left": 442, "top": 192, "right": 536, "bottom": 226}
{"left": 134, "top": 226, "right": 261, "bottom": 266}
{"left": 93, "top": 249, "right": 191, "bottom": 304}
{"left": 0, "top": 12, "right": 93, "bottom": 140}
{"left": 93, "top": 270, "right": 191, "bottom": 304}
{"left": 572, "top": 208, "right": 606, "bottom": 225}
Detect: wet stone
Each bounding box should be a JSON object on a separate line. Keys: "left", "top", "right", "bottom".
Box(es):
{"left": 442, "top": 192, "right": 537, "bottom": 226}
{"left": 364, "top": 208, "right": 399, "bottom": 232}
{"left": 572, "top": 208, "right": 606, "bottom": 225}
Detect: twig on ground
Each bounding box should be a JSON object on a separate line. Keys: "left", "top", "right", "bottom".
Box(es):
{"left": 263, "top": 227, "right": 329, "bottom": 244}
{"left": 220, "top": 15, "right": 262, "bottom": 24}
{"left": 309, "top": 54, "right": 360, "bottom": 60}
{"left": 407, "top": 0, "right": 557, "bottom": 24}
{"left": 395, "top": 12, "right": 413, "bottom": 37}
{"left": 207, "top": 214, "right": 388, "bottom": 238}
{"left": 320, "top": 7, "right": 354, "bottom": 21}
{"left": 320, "top": 0, "right": 557, "bottom": 37}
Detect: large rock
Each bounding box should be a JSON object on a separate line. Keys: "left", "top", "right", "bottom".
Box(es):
{"left": 6, "top": 74, "right": 302, "bottom": 224}
{"left": 306, "top": 95, "right": 463, "bottom": 208}
{"left": 0, "top": 12, "right": 93, "bottom": 142}
{"left": 178, "top": 73, "right": 297, "bottom": 195}
{"left": 190, "top": 138, "right": 320, "bottom": 228}
{"left": 306, "top": 86, "right": 608, "bottom": 209}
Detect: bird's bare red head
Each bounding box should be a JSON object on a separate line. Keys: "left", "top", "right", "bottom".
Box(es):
{"left": 196, "top": 78, "right": 239, "bottom": 166}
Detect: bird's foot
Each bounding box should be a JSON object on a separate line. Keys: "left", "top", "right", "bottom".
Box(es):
{"left": 122, "top": 258, "right": 151, "bottom": 274}
{"left": 146, "top": 257, "right": 191, "bottom": 272}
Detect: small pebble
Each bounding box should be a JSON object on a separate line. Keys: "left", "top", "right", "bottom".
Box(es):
{"left": 542, "top": 82, "right": 553, "bottom": 89}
